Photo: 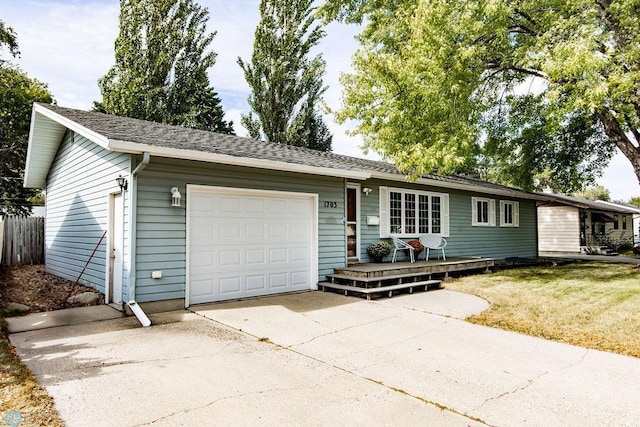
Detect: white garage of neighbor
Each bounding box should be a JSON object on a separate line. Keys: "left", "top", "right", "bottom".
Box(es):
{"left": 187, "top": 185, "right": 318, "bottom": 305}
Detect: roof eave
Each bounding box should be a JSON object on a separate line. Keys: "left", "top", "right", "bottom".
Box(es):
{"left": 108, "top": 139, "right": 371, "bottom": 180}
{"left": 369, "top": 171, "right": 549, "bottom": 200}
{"left": 24, "top": 104, "right": 111, "bottom": 188}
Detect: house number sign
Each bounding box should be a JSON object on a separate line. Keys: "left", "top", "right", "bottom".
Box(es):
{"left": 324, "top": 201, "right": 339, "bottom": 208}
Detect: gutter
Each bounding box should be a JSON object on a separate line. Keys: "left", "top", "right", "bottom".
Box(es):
{"left": 128, "top": 152, "right": 151, "bottom": 327}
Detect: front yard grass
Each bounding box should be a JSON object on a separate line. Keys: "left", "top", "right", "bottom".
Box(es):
{"left": 445, "top": 262, "right": 640, "bottom": 358}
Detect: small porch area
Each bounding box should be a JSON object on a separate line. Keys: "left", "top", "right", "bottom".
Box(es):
{"left": 318, "top": 257, "right": 495, "bottom": 300}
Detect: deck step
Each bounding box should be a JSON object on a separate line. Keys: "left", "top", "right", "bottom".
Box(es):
{"left": 319, "top": 279, "right": 442, "bottom": 300}
{"left": 328, "top": 271, "right": 436, "bottom": 284}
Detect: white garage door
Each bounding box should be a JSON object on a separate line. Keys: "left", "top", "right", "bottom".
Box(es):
{"left": 187, "top": 185, "right": 317, "bottom": 305}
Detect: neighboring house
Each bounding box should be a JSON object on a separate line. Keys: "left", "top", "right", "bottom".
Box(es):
{"left": 536, "top": 192, "right": 636, "bottom": 253}
{"left": 25, "top": 103, "right": 548, "bottom": 311}
{"left": 598, "top": 201, "right": 640, "bottom": 244}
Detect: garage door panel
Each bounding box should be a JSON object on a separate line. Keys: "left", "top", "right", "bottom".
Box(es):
{"left": 269, "top": 273, "right": 288, "bottom": 288}
{"left": 246, "top": 249, "right": 266, "bottom": 265}
{"left": 291, "top": 271, "right": 309, "bottom": 286}
{"left": 247, "top": 223, "right": 266, "bottom": 238}
{"left": 219, "top": 250, "right": 241, "bottom": 266}
{"left": 219, "top": 276, "right": 242, "bottom": 294}
{"left": 246, "top": 198, "right": 266, "bottom": 213}
{"left": 246, "top": 275, "right": 266, "bottom": 291}
{"left": 269, "top": 248, "right": 288, "bottom": 263}
{"left": 188, "top": 187, "right": 315, "bottom": 304}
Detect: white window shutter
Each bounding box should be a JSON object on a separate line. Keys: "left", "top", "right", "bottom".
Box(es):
{"left": 441, "top": 193, "right": 450, "bottom": 237}
{"left": 490, "top": 199, "right": 497, "bottom": 226}
{"left": 499, "top": 200, "right": 505, "bottom": 226}
{"left": 514, "top": 202, "right": 520, "bottom": 227}
{"left": 379, "top": 186, "right": 389, "bottom": 237}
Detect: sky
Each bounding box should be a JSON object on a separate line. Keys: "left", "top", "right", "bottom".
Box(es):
{"left": 2, "top": 0, "right": 639, "bottom": 201}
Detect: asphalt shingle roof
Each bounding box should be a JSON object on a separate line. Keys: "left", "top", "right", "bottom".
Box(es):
{"left": 39, "top": 103, "right": 538, "bottom": 197}
{"left": 536, "top": 192, "right": 637, "bottom": 214}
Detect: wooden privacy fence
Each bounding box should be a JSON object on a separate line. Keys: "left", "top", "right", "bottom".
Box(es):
{"left": 1, "top": 216, "right": 45, "bottom": 266}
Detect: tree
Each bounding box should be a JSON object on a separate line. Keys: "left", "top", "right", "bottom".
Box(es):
{"left": 0, "top": 20, "right": 19, "bottom": 60}
{"left": 628, "top": 197, "right": 640, "bottom": 208}
{"left": 321, "top": 0, "right": 640, "bottom": 189}
{"left": 573, "top": 185, "right": 611, "bottom": 202}
{"left": 0, "top": 65, "right": 53, "bottom": 216}
{"left": 238, "top": 0, "right": 332, "bottom": 152}
{"left": 98, "top": 0, "right": 233, "bottom": 134}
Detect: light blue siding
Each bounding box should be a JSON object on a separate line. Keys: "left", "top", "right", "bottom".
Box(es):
{"left": 46, "top": 132, "right": 130, "bottom": 294}
{"left": 134, "top": 157, "right": 345, "bottom": 303}
{"left": 357, "top": 179, "right": 538, "bottom": 262}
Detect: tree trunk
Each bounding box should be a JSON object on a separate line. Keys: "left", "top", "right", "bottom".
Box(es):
{"left": 597, "top": 110, "right": 640, "bottom": 185}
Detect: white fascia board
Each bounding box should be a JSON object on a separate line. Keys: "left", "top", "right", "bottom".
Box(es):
{"left": 33, "top": 104, "right": 110, "bottom": 148}
{"left": 370, "top": 171, "right": 550, "bottom": 201}
{"left": 24, "top": 105, "right": 111, "bottom": 188}
{"left": 107, "top": 139, "right": 371, "bottom": 180}
{"left": 597, "top": 200, "right": 640, "bottom": 214}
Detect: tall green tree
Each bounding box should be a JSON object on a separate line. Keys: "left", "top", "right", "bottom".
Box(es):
{"left": 98, "top": 0, "right": 233, "bottom": 134}
{"left": 0, "top": 22, "right": 53, "bottom": 216}
{"left": 321, "top": 0, "right": 640, "bottom": 191}
{"left": 238, "top": 0, "right": 332, "bottom": 151}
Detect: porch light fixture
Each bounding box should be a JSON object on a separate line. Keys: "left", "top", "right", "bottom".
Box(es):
{"left": 362, "top": 187, "right": 373, "bottom": 196}
{"left": 170, "top": 187, "right": 182, "bottom": 207}
{"left": 116, "top": 175, "right": 128, "bottom": 192}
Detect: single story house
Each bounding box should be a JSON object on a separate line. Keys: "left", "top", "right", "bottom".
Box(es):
{"left": 25, "top": 103, "right": 549, "bottom": 311}
{"left": 536, "top": 192, "right": 636, "bottom": 253}
{"left": 598, "top": 201, "right": 640, "bottom": 244}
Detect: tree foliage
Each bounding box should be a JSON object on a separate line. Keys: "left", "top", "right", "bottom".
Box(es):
{"left": 238, "top": 0, "right": 332, "bottom": 151}
{"left": 0, "top": 64, "right": 53, "bottom": 216}
{"left": 0, "top": 20, "right": 19, "bottom": 60}
{"left": 573, "top": 185, "right": 611, "bottom": 202}
{"left": 628, "top": 196, "right": 640, "bottom": 207}
{"left": 321, "top": 0, "right": 640, "bottom": 191}
{"left": 98, "top": 0, "right": 233, "bottom": 134}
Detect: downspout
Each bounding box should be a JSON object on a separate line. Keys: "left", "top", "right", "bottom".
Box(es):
{"left": 127, "top": 152, "right": 151, "bottom": 327}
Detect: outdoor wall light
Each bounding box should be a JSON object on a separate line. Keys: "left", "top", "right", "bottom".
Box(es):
{"left": 171, "top": 187, "right": 182, "bottom": 207}
{"left": 116, "top": 175, "right": 128, "bottom": 192}
{"left": 362, "top": 187, "right": 373, "bottom": 196}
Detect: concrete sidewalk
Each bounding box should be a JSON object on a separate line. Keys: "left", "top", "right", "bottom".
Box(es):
{"left": 9, "top": 290, "right": 640, "bottom": 426}
{"left": 6, "top": 305, "right": 123, "bottom": 333}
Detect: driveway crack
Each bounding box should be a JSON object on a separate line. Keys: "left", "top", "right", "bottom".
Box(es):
{"left": 472, "top": 348, "right": 590, "bottom": 412}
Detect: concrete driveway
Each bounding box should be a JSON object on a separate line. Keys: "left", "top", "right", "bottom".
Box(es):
{"left": 9, "top": 290, "right": 640, "bottom": 426}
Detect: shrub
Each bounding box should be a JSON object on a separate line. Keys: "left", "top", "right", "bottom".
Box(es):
{"left": 367, "top": 241, "right": 392, "bottom": 260}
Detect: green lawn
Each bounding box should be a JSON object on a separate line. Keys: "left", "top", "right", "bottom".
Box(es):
{"left": 445, "top": 262, "right": 640, "bottom": 358}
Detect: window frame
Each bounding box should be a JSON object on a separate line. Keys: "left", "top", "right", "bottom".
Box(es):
{"left": 380, "top": 187, "right": 449, "bottom": 237}
{"left": 471, "top": 197, "right": 496, "bottom": 227}
{"left": 499, "top": 200, "right": 520, "bottom": 227}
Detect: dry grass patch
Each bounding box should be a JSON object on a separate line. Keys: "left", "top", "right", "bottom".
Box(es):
{"left": 0, "top": 334, "right": 64, "bottom": 426}
{"left": 445, "top": 262, "right": 640, "bottom": 358}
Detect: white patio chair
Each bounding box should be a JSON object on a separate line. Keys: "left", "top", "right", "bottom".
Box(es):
{"left": 391, "top": 235, "right": 416, "bottom": 263}
{"left": 419, "top": 235, "right": 447, "bottom": 261}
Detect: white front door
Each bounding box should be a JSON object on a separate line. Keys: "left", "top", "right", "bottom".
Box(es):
{"left": 187, "top": 185, "right": 317, "bottom": 306}
{"left": 110, "top": 193, "right": 124, "bottom": 304}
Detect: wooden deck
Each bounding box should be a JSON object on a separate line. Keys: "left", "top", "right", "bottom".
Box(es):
{"left": 334, "top": 257, "right": 495, "bottom": 279}
{"left": 318, "top": 257, "right": 494, "bottom": 300}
